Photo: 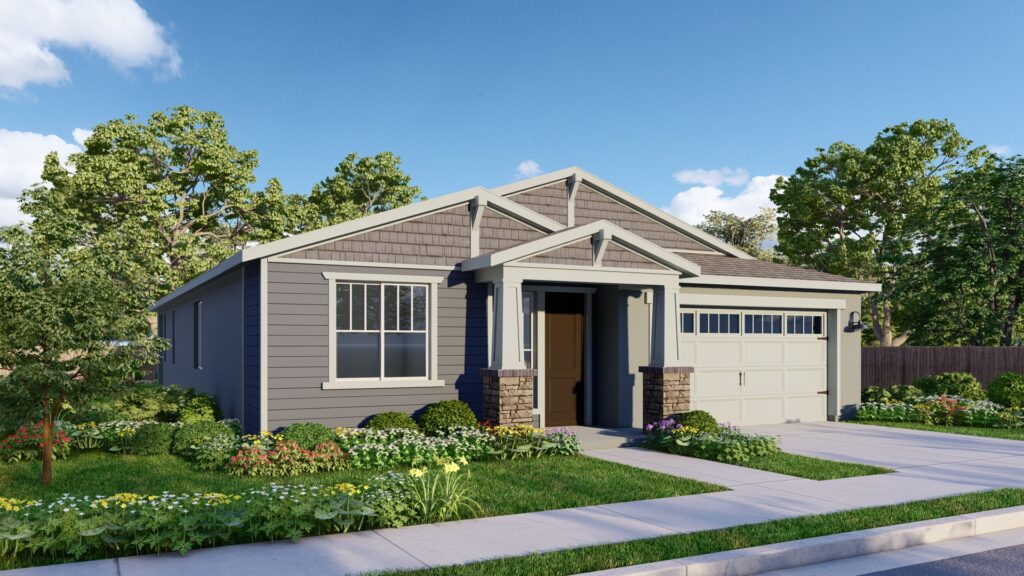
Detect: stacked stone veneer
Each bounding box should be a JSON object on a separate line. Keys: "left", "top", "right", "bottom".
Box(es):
{"left": 640, "top": 366, "right": 694, "bottom": 425}
{"left": 481, "top": 369, "right": 536, "bottom": 425}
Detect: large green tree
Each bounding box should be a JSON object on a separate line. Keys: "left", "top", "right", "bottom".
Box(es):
{"left": 771, "top": 119, "right": 984, "bottom": 346}
{"left": 303, "top": 152, "right": 423, "bottom": 230}
{"left": 698, "top": 207, "right": 781, "bottom": 262}
{"left": 907, "top": 155, "right": 1024, "bottom": 345}
{"left": 0, "top": 226, "right": 162, "bottom": 485}
{"left": 21, "top": 106, "right": 299, "bottom": 294}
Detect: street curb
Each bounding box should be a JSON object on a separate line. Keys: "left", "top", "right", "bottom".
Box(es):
{"left": 578, "top": 504, "right": 1024, "bottom": 576}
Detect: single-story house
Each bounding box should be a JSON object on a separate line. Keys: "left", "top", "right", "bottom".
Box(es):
{"left": 152, "top": 167, "right": 880, "bottom": 434}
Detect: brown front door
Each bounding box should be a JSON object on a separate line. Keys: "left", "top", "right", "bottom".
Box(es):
{"left": 545, "top": 292, "right": 584, "bottom": 426}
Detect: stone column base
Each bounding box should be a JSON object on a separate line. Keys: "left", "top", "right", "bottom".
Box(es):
{"left": 640, "top": 366, "right": 694, "bottom": 425}
{"left": 481, "top": 368, "right": 536, "bottom": 425}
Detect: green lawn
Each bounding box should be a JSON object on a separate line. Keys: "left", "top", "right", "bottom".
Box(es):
{"left": 0, "top": 452, "right": 723, "bottom": 516}
{"left": 389, "top": 488, "right": 1024, "bottom": 576}
{"left": 851, "top": 420, "right": 1024, "bottom": 441}
{"left": 741, "top": 452, "right": 893, "bottom": 480}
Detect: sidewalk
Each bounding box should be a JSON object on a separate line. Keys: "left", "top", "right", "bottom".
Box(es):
{"left": 6, "top": 423, "right": 1024, "bottom": 576}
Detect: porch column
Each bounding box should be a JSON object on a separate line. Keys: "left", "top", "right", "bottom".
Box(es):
{"left": 640, "top": 282, "right": 692, "bottom": 424}
{"left": 482, "top": 279, "right": 535, "bottom": 425}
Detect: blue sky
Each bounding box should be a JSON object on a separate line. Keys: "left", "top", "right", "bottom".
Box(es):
{"left": 1, "top": 0, "right": 1021, "bottom": 225}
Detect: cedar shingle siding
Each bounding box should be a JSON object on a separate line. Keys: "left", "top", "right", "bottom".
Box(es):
{"left": 603, "top": 241, "right": 668, "bottom": 270}
{"left": 509, "top": 182, "right": 569, "bottom": 224}
{"left": 264, "top": 261, "right": 484, "bottom": 429}
{"left": 283, "top": 206, "right": 472, "bottom": 266}
{"left": 683, "top": 253, "right": 866, "bottom": 283}
{"left": 479, "top": 208, "right": 545, "bottom": 253}
{"left": 524, "top": 239, "right": 593, "bottom": 266}
{"left": 574, "top": 184, "right": 716, "bottom": 253}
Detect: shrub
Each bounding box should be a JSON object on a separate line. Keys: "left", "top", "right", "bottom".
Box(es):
{"left": 862, "top": 385, "right": 924, "bottom": 404}
{"left": 365, "top": 411, "right": 419, "bottom": 431}
{"left": 913, "top": 373, "right": 986, "bottom": 400}
{"left": 672, "top": 410, "right": 720, "bottom": 435}
{"left": 988, "top": 372, "right": 1024, "bottom": 409}
{"left": 417, "top": 400, "right": 477, "bottom": 435}
{"left": 178, "top": 394, "right": 221, "bottom": 423}
{"left": 279, "top": 422, "right": 335, "bottom": 450}
{"left": 643, "top": 422, "right": 779, "bottom": 463}
{"left": 171, "top": 421, "right": 237, "bottom": 458}
{"left": 0, "top": 421, "right": 71, "bottom": 462}
{"left": 226, "top": 440, "right": 347, "bottom": 476}
{"left": 128, "top": 423, "right": 175, "bottom": 455}
{"left": 480, "top": 425, "right": 583, "bottom": 459}
{"left": 73, "top": 383, "right": 221, "bottom": 424}
{"left": 335, "top": 427, "right": 493, "bottom": 469}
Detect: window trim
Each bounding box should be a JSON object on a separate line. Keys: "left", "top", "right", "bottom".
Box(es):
{"left": 321, "top": 272, "right": 444, "bottom": 390}
{"left": 696, "top": 311, "right": 741, "bottom": 336}
{"left": 742, "top": 311, "right": 785, "bottom": 337}
{"left": 679, "top": 308, "right": 826, "bottom": 337}
{"left": 193, "top": 301, "right": 203, "bottom": 370}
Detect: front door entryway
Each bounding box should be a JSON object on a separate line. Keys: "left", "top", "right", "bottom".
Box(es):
{"left": 544, "top": 292, "right": 584, "bottom": 426}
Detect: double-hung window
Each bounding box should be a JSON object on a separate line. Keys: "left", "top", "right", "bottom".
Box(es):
{"left": 325, "top": 272, "right": 442, "bottom": 389}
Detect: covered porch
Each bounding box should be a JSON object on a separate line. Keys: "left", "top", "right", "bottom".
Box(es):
{"left": 461, "top": 220, "right": 702, "bottom": 428}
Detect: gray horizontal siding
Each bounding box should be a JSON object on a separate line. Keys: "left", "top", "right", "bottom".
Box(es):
{"left": 265, "top": 261, "right": 486, "bottom": 428}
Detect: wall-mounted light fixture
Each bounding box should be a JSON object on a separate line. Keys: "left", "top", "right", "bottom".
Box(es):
{"left": 846, "top": 311, "right": 866, "bottom": 332}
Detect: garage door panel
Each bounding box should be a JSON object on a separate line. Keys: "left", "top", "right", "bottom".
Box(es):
{"left": 743, "top": 341, "right": 785, "bottom": 365}
{"left": 785, "top": 341, "right": 826, "bottom": 365}
{"left": 743, "top": 368, "right": 785, "bottom": 395}
{"left": 741, "top": 397, "right": 785, "bottom": 425}
{"left": 695, "top": 341, "right": 742, "bottom": 367}
{"left": 692, "top": 370, "right": 741, "bottom": 399}
{"left": 787, "top": 367, "right": 826, "bottom": 394}
{"left": 785, "top": 395, "right": 827, "bottom": 423}
{"left": 679, "top": 341, "right": 697, "bottom": 365}
{"left": 693, "top": 398, "right": 742, "bottom": 424}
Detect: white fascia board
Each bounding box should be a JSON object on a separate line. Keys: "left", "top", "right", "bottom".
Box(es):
{"left": 681, "top": 274, "right": 882, "bottom": 293}
{"left": 679, "top": 292, "right": 849, "bottom": 310}
{"left": 488, "top": 166, "right": 755, "bottom": 260}
{"left": 480, "top": 191, "right": 565, "bottom": 233}
{"left": 150, "top": 252, "right": 243, "bottom": 311}
{"left": 461, "top": 220, "right": 701, "bottom": 276}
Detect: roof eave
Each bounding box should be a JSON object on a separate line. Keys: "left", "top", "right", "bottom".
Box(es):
{"left": 680, "top": 274, "right": 882, "bottom": 293}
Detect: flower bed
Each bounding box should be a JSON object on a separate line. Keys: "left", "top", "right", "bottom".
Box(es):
{"left": 643, "top": 418, "right": 780, "bottom": 464}
{"left": 0, "top": 460, "right": 474, "bottom": 563}
{"left": 0, "top": 422, "right": 71, "bottom": 463}
{"left": 855, "top": 395, "right": 1022, "bottom": 428}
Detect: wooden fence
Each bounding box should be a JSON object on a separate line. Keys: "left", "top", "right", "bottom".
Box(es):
{"left": 862, "top": 346, "right": 1024, "bottom": 389}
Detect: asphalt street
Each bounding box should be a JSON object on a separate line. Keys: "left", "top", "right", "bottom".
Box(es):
{"left": 864, "top": 544, "right": 1024, "bottom": 576}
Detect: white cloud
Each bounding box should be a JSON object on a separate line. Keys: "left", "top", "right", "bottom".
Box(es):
{"left": 664, "top": 174, "right": 782, "bottom": 225}
{"left": 0, "top": 128, "right": 81, "bottom": 225}
{"left": 990, "top": 144, "right": 1012, "bottom": 157}
{"left": 0, "top": 0, "right": 181, "bottom": 90}
{"left": 516, "top": 159, "right": 541, "bottom": 178}
{"left": 72, "top": 127, "right": 93, "bottom": 147}
{"left": 672, "top": 167, "right": 750, "bottom": 187}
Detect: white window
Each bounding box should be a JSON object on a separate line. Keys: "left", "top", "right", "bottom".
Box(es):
{"left": 680, "top": 311, "right": 695, "bottom": 334}
{"left": 323, "top": 272, "right": 442, "bottom": 389}
{"left": 700, "top": 312, "right": 740, "bottom": 334}
{"left": 744, "top": 313, "right": 783, "bottom": 335}
{"left": 787, "top": 314, "right": 823, "bottom": 335}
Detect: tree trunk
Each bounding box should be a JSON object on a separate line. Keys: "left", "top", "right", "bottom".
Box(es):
{"left": 41, "top": 417, "right": 53, "bottom": 486}
{"left": 871, "top": 299, "right": 910, "bottom": 347}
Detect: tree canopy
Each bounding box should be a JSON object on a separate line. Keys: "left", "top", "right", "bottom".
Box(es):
{"left": 302, "top": 152, "right": 423, "bottom": 230}
{"left": 698, "top": 207, "right": 780, "bottom": 262}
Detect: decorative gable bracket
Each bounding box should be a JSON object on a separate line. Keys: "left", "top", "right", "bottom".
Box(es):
{"left": 592, "top": 228, "right": 610, "bottom": 265}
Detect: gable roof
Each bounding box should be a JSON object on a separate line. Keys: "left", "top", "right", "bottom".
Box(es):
{"left": 461, "top": 220, "right": 701, "bottom": 276}
{"left": 681, "top": 252, "right": 880, "bottom": 292}
{"left": 490, "top": 167, "right": 755, "bottom": 260}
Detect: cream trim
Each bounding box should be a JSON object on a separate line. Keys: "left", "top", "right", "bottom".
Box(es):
{"left": 681, "top": 274, "right": 882, "bottom": 293}
{"left": 322, "top": 379, "right": 446, "bottom": 390}
{"left": 490, "top": 166, "right": 753, "bottom": 260}
{"left": 461, "top": 220, "right": 700, "bottom": 276}
{"left": 259, "top": 258, "right": 268, "bottom": 433}
{"left": 268, "top": 257, "right": 457, "bottom": 271}
{"left": 321, "top": 272, "right": 447, "bottom": 284}
{"left": 678, "top": 292, "right": 849, "bottom": 310}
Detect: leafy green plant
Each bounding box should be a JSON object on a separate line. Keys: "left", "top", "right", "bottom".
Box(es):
{"left": 862, "top": 385, "right": 923, "bottom": 404}
{"left": 417, "top": 400, "right": 478, "bottom": 435}
{"left": 988, "top": 372, "right": 1024, "bottom": 409}
{"left": 643, "top": 421, "right": 779, "bottom": 464}
{"left": 178, "top": 394, "right": 221, "bottom": 423}
{"left": 335, "top": 427, "right": 493, "bottom": 469}
{"left": 171, "top": 421, "right": 237, "bottom": 458}
{"left": 0, "top": 422, "right": 71, "bottom": 463}
{"left": 672, "top": 410, "right": 720, "bottom": 435}
{"left": 225, "top": 440, "right": 347, "bottom": 476}
{"left": 913, "top": 373, "right": 986, "bottom": 400}
{"left": 365, "top": 412, "right": 419, "bottom": 431}
{"left": 279, "top": 422, "right": 334, "bottom": 450}
{"left": 404, "top": 459, "right": 481, "bottom": 523}
{"left": 128, "top": 423, "right": 175, "bottom": 455}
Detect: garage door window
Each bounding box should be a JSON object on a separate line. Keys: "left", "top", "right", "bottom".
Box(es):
{"left": 744, "top": 313, "right": 782, "bottom": 335}
{"left": 700, "top": 312, "right": 740, "bottom": 334}
{"left": 787, "top": 314, "right": 823, "bottom": 335}
{"left": 680, "top": 312, "right": 695, "bottom": 334}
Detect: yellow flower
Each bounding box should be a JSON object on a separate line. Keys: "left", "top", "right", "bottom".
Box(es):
{"left": 443, "top": 462, "right": 460, "bottom": 474}
{"left": 120, "top": 503, "right": 127, "bottom": 509}
{"left": 409, "top": 467, "right": 427, "bottom": 478}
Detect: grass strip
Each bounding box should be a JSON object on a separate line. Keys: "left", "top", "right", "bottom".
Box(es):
{"left": 741, "top": 452, "right": 893, "bottom": 480}
{"left": 850, "top": 420, "right": 1024, "bottom": 441}
{"left": 389, "top": 488, "right": 1024, "bottom": 576}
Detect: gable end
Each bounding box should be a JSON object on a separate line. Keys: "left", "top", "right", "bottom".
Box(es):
{"left": 508, "top": 181, "right": 569, "bottom": 225}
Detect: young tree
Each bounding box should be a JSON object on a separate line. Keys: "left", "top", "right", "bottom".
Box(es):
{"left": 20, "top": 106, "right": 301, "bottom": 293}
{"left": 907, "top": 155, "right": 1024, "bottom": 345}
{"left": 698, "top": 207, "right": 781, "bottom": 261}
{"left": 303, "top": 152, "right": 423, "bottom": 229}
{"left": 771, "top": 120, "right": 984, "bottom": 346}
{"left": 0, "top": 226, "right": 162, "bottom": 485}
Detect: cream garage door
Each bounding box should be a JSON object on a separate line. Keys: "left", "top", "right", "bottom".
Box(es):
{"left": 679, "top": 310, "right": 828, "bottom": 426}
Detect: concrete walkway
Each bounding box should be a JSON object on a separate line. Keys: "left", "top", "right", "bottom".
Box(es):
{"left": 6, "top": 423, "right": 1024, "bottom": 576}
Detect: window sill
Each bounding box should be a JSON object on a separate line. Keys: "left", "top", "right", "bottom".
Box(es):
{"left": 321, "top": 379, "right": 446, "bottom": 390}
